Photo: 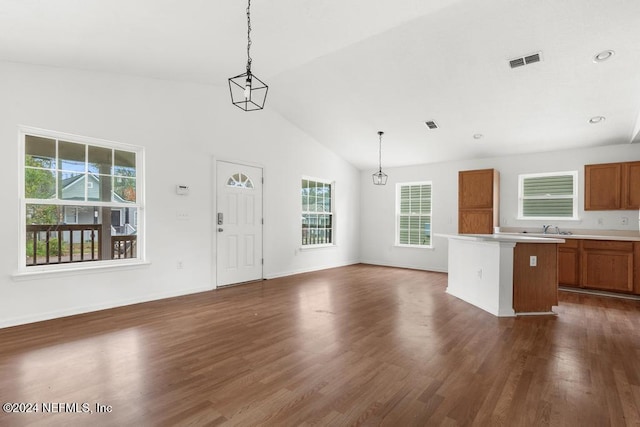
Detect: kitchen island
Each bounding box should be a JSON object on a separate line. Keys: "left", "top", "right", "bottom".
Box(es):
{"left": 499, "top": 230, "right": 640, "bottom": 295}
{"left": 437, "top": 234, "right": 565, "bottom": 317}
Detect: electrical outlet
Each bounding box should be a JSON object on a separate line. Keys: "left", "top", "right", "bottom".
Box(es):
{"left": 621, "top": 217, "right": 629, "bottom": 226}
{"left": 477, "top": 269, "right": 483, "bottom": 279}
{"left": 177, "top": 260, "right": 184, "bottom": 269}
{"left": 597, "top": 218, "right": 604, "bottom": 226}
{"left": 530, "top": 256, "right": 537, "bottom": 267}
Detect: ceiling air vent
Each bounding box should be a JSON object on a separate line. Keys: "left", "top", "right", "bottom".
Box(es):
{"left": 509, "top": 52, "right": 542, "bottom": 69}
{"left": 509, "top": 58, "right": 525, "bottom": 68}
{"left": 425, "top": 121, "right": 439, "bottom": 129}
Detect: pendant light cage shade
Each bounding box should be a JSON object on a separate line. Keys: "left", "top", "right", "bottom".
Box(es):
{"left": 228, "top": 72, "right": 269, "bottom": 111}
{"left": 228, "top": 0, "right": 268, "bottom": 111}
{"left": 372, "top": 170, "right": 388, "bottom": 185}
{"left": 372, "top": 130, "right": 388, "bottom": 185}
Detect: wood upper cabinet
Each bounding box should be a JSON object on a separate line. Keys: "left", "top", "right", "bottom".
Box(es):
{"left": 458, "top": 169, "right": 499, "bottom": 234}
{"left": 585, "top": 163, "right": 622, "bottom": 210}
{"left": 585, "top": 161, "right": 639, "bottom": 210}
{"left": 622, "top": 161, "right": 640, "bottom": 209}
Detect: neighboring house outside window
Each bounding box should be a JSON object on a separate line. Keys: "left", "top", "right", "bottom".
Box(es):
{"left": 518, "top": 171, "right": 578, "bottom": 220}
{"left": 397, "top": 182, "right": 432, "bottom": 247}
{"left": 21, "top": 128, "right": 144, "bottom": 269}
{"left": 301, "top": 177, "right": 334, "bottom": 246}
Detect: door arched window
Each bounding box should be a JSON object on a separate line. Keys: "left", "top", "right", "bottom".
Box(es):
{"left": 226, "top": 173, "right": 254, "bottom": 189}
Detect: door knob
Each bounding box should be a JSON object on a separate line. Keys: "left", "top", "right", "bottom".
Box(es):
{"left": 218, "top": 228, "right": 224, "bottom": 232}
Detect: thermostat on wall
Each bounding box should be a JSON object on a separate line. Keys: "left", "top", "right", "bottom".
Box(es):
{"left": 176, "top": 185, "right": 189, "bottom": 195}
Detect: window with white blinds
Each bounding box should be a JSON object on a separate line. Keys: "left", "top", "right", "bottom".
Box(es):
{"left": 396, "top": 182, "right": 432, "bottom": 247}
{"left": 518, "top": 171, "right": 578, "bottom": 219}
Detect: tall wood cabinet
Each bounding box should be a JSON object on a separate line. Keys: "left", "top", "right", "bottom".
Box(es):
{"left": 585, "top": 161, "right": 640, "bottom": 210}
{"left": 458, "top": 169, "right": 499, "bottom": 234}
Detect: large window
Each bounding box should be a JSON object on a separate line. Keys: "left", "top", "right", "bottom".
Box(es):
{"left": 518, "top": 171, "right": 577, "bottom": 220}
{"left": 397, "top": 182, "right": 432, "bottom": 247}
{"left": 301, "top": 178, "right": 334, "bottom": 246}
{"left": 20, "top": 128, "right": 144, "bottom": 270}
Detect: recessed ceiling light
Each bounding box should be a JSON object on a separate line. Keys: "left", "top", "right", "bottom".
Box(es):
{"left": 589, "top": 116, "right": 606, "bottom": 124}
{"left": 593, "top": 50, "right": 615, "bottom": 63}
{"left": 473, "top": 134, "right": 483, "bottom": 139}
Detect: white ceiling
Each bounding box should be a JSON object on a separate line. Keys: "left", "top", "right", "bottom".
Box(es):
{"left": 1, "top": 0, "right": 639, "bottom": 170}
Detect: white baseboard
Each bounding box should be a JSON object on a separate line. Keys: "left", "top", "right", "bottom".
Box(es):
{"left": 0, "top": 285, "right": 213, "bottom": 329}
{"left": 264, "top": 260, "right": 360, "bottom": 280}
{"left": 559, "top": 286, "right": 640, "bottom": 301}
{"left": 358, "top": 259, "right": 448, "bottom": 274}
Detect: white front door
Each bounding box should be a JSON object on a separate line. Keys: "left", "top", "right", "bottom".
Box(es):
{"left": 216, "top": 161, "right": 263, "bottom": 287}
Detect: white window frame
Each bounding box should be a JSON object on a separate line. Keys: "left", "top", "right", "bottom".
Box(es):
{"left": 18, "top": 126, "right": 145, "bottom": 274}
{"left": 517, "top": 171, "right": 578, "bottom": 220}
{"left": 301, "top": 176, "right": 335, "bottom": 248}
{"left": 396, "top": 181, "right": 433, "bottom": 248}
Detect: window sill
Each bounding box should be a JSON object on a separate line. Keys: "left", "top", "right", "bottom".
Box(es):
{"left": 394, "top": 244, "right": 434, "bottom": 250}
{"left": 12, "top": 259, "right": 151, "bottom": 281}
{"left": 516, "top": 217, "right": 581, "bottom": 222}
{"left": 299, "top": 244, "right": 336, "bottom": 250}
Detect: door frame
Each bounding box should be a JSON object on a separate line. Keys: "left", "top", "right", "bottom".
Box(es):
{"left": 212, "top": 157, "right": 265, "bottom": 288}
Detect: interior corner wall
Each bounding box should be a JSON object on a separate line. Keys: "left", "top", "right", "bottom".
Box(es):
{"left": 359, "top": 144, "right": 640, "bottom": 272}
{"left": 0, "top": 61, "right": 360, "bottom": 328}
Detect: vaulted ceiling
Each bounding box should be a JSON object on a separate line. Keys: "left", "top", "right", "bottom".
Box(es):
{"left": 1, "top": 0, "right": 639, "bottom": 169}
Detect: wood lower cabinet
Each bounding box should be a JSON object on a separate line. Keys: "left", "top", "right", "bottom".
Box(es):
{"left": 513, "top": 243, "right": 558, "bottom": 313}
{"left": 458, "top": 169, "right": 499, "bottom": 234}
{"left": 558, "top": 240, "right": 579, "bottom": 287}
{"left": 581, "top": 240, "right": 634, "bottom": 293}
{"left": 558, "top": 238, "right": 639, "bottom": 294}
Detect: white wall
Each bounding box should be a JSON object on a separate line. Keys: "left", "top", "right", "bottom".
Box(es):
{"left": 0, "top": 61, "right": 360, "bottom": 327}
{"left": 360, "top": 144, "right": 640, "bottom": 272}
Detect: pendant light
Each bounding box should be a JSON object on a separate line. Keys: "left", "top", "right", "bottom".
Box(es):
{"left": 228, "top": 0, "right": 268, "bottom": 111}
{"left": 372, "top": 131, "right": 388, "bottom": 185}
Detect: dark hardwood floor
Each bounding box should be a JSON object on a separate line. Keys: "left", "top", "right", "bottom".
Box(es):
{"left": 1, "top": 264, "right": 639, "bottom": 426}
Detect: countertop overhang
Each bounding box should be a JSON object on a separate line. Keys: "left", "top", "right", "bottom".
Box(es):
{"left": 436, "top": 233, "right": 565, "bottom": 244}
{"left": 496, "top": 232, "right": 640, "bottom": 242}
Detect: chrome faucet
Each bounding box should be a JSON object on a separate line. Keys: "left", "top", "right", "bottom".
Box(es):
{"left": 542, "top": 225, "right": 560, "bottom": 234}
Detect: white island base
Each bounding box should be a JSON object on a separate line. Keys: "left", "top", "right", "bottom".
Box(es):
{"left": 440, "top": 234, "right": 564, "bottom": 317}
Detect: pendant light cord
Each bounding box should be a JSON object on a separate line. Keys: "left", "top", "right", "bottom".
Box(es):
{"left": 378, "top": 132, "right": 384, "bottom": 172}
{"left": 246, "top": 0, "right": 252, "bottom": 74}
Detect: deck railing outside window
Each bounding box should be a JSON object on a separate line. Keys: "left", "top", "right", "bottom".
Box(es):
{"left": 26, "top": 224, "right": 137, "bottom": 266}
